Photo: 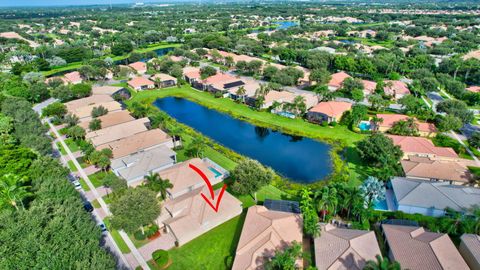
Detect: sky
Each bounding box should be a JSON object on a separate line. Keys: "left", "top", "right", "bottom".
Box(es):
{"left": 0, "top": 0, "right": 168, "bottom": 7}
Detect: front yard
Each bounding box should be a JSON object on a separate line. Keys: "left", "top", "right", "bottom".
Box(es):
{"left": 167, "top": 213, "right": 246, "bottom": 270}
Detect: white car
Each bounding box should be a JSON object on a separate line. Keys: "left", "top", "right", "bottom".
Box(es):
{"left": 72, "top": 180, "right": 82, "bottom": 190}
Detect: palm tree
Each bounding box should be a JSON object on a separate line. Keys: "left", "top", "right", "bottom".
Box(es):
{"left": 293, "top": 95, "right": 306, "bottom": 116}
{"left": 236, "top": 86, "right": 247, "bottom": 103}
{"left": 364, "top": 255, "right": 400, "bottom": 270}
{"left": 370, "top": 116, "right": 383, "bottom": 133}
{"left": 315, "top": 186, "right": 338, "bottom": 221}
{"left": 190, "top": 136, "right": 206, "bottom": 157}
{"left": 145, "top": 172, "right": 173, "bottom": 200}
{"left": 0, "top": 174, "right": 32, "bottom": 211}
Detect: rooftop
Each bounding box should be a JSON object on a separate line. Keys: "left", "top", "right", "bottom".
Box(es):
{"left": 96, "top": 129, "right": 171, "bottom": 159}
{"left": 401, "top": 156, "right": 472, "bottom": 183}
{"left": 314, "top": 224, "right": 381, "bottom": 270}
{"left": 328, "top": 72, "right": 351, "bottom": 88}
{"left": 232, "top": 205, "right": 303, "bottom": 270}
{"left": 309, "top": 101, "right": 352, "bottom": 118}
{"left": 382, "top": 224, "right": 469, "bottom": 270}
{"left": 128, "top": 76, "right": 154, "bottom": 88}
{"left": 86, "top": 117, "right": 150, "bottom": 146}
{"left": 391, "top": 177, "right": 480, "bottom": 213}
{"left": 388, "top": 135, "right": 457, "bottom": 158}
{"left": 111, "top": 146, "right": 176, "bottom": 183}
{"left": 377, "top": 114, "right": 436, "bottom": 133}
{"left": 91, "top": 86, "right": 125, "bottom": 96}
{"left": 65, "top": 94, "right": 113, "bottom": 111}
{"left": 78, "top": 110, "right": 135, "bottom": 131}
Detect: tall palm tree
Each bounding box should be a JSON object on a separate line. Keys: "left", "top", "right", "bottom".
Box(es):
{"left": 190, "top": 136, "right": 206, "bottom": 157}
{"left": 0, "top": 174, "right": 31, "bottom": 211}
{"left": 236, "top": 86, "right": 246, "bottom": 103}
{"left": 145, "top": 172, "right": 173, "bottom": 200}
{"left": 364, "top": 255, "right": 400, "bottom": 270}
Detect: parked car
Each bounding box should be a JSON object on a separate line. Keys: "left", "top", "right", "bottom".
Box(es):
{"left": 73, "top": 180, "right": 82, "bottom": 190}
{"left": 99, "top": 223, "right": 107, "bottom": 232}
{"left": 83, "top": 202, "right": 94, "bottom": 212}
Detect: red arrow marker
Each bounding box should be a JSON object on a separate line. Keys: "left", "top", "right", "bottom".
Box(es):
{"left": 189, "top": 163, "right": 228, "bottom": 212}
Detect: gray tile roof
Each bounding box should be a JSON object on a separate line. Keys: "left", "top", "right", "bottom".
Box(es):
{"left": 391, "top": 177, "right": 480, "bottom": 212}
{"left": 111, "top": 146, "right": 176, "bottom": 183}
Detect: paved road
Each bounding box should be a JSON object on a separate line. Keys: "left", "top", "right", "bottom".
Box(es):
{"left": 33, "top": 97, "right": 58, "bottom": 114}
{"left": 48, "top": 120, "right": 150, "bottom": 270}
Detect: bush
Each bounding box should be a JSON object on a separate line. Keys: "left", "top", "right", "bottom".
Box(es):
{"left": 145, "top": 224, "right": 159, "bottom": 238}
{"left": 321, "top": 121, "right": 328, "bottom": 127}
{"left": 432, "top": 134, "right": 463, "bottom": 154}
{"left": 152, "top": 249, "right": 169, "bottom": 267}
{"left": 133, "top": 230, "right": 146, "bottom": 241}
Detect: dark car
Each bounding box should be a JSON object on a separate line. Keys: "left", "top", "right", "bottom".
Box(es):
{"left": 99, "top": 223, "right": 107, "bottom": 232}
{"left": 83, "top": 202, "right": 94, "bottom": 212}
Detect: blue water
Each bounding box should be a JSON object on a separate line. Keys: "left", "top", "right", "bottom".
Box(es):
{"left": 274, "top": 21, "right": 298, "bottom": 30}
{"left": 374, "top": 199, "right": 388, "bottom": 211}
{"left": 154, "top": 97, "right": 333, "bottom": 183}
{"left": 208, "top": 167, "right": 222, "bottom": 178}
{"left": 358, "top": 121, "right": 371, "bottom": 131}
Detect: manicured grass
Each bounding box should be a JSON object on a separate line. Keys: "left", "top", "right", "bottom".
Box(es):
{"left": 78, "top": 178, "right": 90, "bottom": 191}
{"left": 235, "top": 184, "right": 296, "bottom": 208}
{"left": 56, "top": 142, "right": 67, "bottom": 155}
{"left": 64, "top": 138, "right": 80, "bottom": 152}
{"left": 103, "top": 219, "right": 131, "bottom": 254}
{"left": 88, "top": 171, "right": 113, "bottom": 188}
{"left": 91, "top": 199, "right": 100, "bottom": 208}
{"left": 67, "top": 160, "right": 78, "bottom": 172}
{"left": 168, "top": 212, "right": 246, "bottom": 270}
{"left": 128, "top": 86, "right": 365, "bottom": 146}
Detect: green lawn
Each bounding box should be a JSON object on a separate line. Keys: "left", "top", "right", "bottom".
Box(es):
{"left": 128, "top": 86, "right": 365, "bottom": 146}
{"left": 88, "top": 171, "right": 113, "bottom": 188}
{"left": 103, "top": 219, "right": 131, "bottom": 254}
{"left": 67, "top": 160, "right": 78, "bottom": 172}
{"left": 167, "top": 212, "right": 246, "bottom": 270}
{"left": 78, "top": 178, "right": 90, "bottom": 191}
{"left": 56, "top": 142, "right": 67, "bottom": 155}
{"left": 64, "top": 138, "right": 81, "bottom": 152}
{"left": 233, "top": 184, "right": 296, "bottom": 208}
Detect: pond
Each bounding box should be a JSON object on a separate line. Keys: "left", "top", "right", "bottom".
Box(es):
{"left": 274, "top": 21, "right": 298, "bottom": 30}
{"left": 153, "top": 97, "right": 333, "bottom": 183}
{"left": 114, "top": 46, "right": 175, "bottom": 65}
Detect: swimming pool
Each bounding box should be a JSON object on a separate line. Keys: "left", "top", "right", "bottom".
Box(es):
{"left": 374, "top": 199, "right": 389, "bottom": 211}
{"left": 358, "top": 121, "right": 371, "bottom": 131}
{"left": 208, "top": 166, "right": 222, "bottom": 178}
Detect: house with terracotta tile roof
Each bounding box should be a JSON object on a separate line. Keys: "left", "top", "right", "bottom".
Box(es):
{"left": 231, "top": 205, "right": 303, "bottom": 270}
{"left": 68, "top": 101, "right": 123, "bottom": 120}
{"left": 384, "top": 80, "right": 410, "bottom": 100}
{"left": 466, "top": 86, "right": 480, "bottom": 93}
{"left": 78, "top": 110, "right": 135, "bottom": 131}
{"left": 387, "top": 177, "right": 480, "bottom": 217}
{"left": 228, "top": 80, "right": 260, "bottom": 101}
{"left": 307, "top": 101, "right": 352, "bottom": 123}
{"left": 160, "top": 186, "right": 242, "bottom": 246}
{"left": 64, "top": 71, "right": 83, "bottom": 84}
{"left": 261, "top": 90, "right": 296, "bottom": 109}
{"left": 157, "top": 158, "right": 226, "bottom": 199}
{"left": 183, "top": 66, "right": 202, "bottom": 84}
{"left": 200, "top": 73, "right": 244, "bottom": 92}
{"left": 328, "top": 71, "right": 351, "bottom": 91}
{"left": 128, "top": 76, "right": 155, "bottom": 91}
{"left": 96, "top": 128, "right": 173, "bottom": 160}
{"left": 314, "top": 224, "right": 381, "bottom": 270}
{"left": 361, "top": 79, "right": 377, "bottom": 96}
{"left": 401, "top": 156, "right": 473, "bottom": 185}
{"left": 387, "top": 135, "right": 458, "bottom": 160}
{"left": 128, "top": 61, "right": 147, "bottom": 74}
{"left": 86, "top": 117, "right": 150, "bottom": 147}
{"left": 150, "top": 73, "right": 177, "bottom": 88}
{"left": 459, "top": 234, "right": 480, "bottom": 270}
{"left": 376, "top": 114, "right": 437, "bottom": 137}
{"left": 65, "top": 94, "right": 114, "bottom": 112}
{"left": 91, "top": 85, "right": 130, "bottom": 98}
{"left": 382, "top": 224, "right": 469, "bottom": 270}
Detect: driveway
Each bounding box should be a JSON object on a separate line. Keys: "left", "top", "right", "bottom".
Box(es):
{"left": 33, "top": 97, "right": 58, "bottom": 115}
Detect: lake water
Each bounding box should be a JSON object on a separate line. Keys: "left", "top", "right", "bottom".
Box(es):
{"left": 274, "top": 21, "right": 298, "bottom": 30}
{"left": 154, "top": 97, "right": 332, "bottom": 183}
{"left": 115, "top": 47, "right": 175, "bottom": 65}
